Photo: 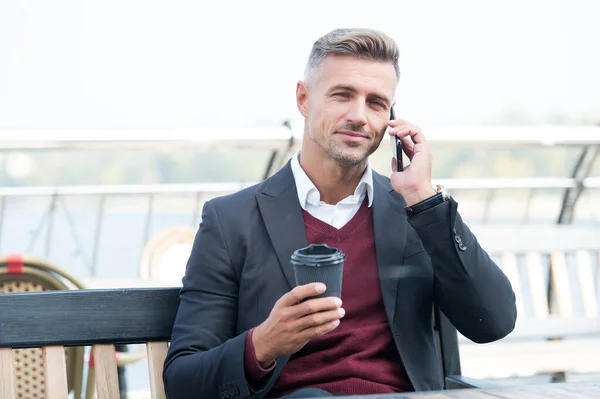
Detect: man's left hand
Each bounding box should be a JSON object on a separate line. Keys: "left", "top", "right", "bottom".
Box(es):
{"left": 387, "top": 119, "right": 436, "bottom": 206}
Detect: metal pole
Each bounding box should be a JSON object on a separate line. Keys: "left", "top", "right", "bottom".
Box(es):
{"left": 44, "top": 194, "right": 58, "bottom": 257}
{"left": 482, "top": 189, "right": 495, "bottom": 224}
{"left": 557, "top": 145, "right": 598, "bottom": 224}
{"left": 191, "top": 191, "right": 202, "bottom": 228}
{"left": 142, "top": 194, "right": 154, "bottom": 250}
{"left": 116, "top": 344, "right": 128, "bottom": 398}
{"left": 0, "top": 196, "right": 5, "bottom": 253}
{"left": 523, "top": 187, "right": 536, "bottom": 224}
{"left": 90, "top": 195, "right": 106, "bottom": 276}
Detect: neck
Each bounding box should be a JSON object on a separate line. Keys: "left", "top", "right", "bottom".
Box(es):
{"left": 299, "top": 146, "right": 368, "bottom": 205}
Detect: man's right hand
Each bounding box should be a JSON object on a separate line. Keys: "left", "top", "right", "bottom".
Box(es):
{"left": 252, "top": 283, "right": 345, "bottom": 368}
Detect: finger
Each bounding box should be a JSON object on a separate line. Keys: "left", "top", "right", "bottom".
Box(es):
{"left": 388, "top": 123, "right": 418, "bottom": 135}
{"left": 388, "top": 128, "right": 411, "bottom": 140}
{"left": 294, "top": 307, "right": 345, "bottom": 331}
{"left": 400, "top": 135, "right": 416, "bottom": 158}
{"left": 401, "top": 126, "right": 426, "bottom": 144}
{"left": 392, "top": 127, "right": 427, "bottom": 146}
{"left": 389, "top": 124, "right": 416, "bottom": 136}
{"left": 290, "top": 296, "right": 342, "bottom": 319}
{"left": 298, "top": 319, "right": 341, "bottom": 341}
{"left": 387, "top": 118, "right": 412, "bottom": 127}
{"left": 279, "top": 283, "right": 326, "bottom": 307}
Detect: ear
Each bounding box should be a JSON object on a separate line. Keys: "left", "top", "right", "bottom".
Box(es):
{"left": 296, "top": 81, "right": 309, "bottom": 118}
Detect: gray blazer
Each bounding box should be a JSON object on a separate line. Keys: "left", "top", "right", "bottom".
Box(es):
{"left": 163, "top": 162, "right": 517, "bottom": 399}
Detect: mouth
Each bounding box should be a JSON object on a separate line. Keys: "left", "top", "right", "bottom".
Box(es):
{"left": 336, "top": 131, "right": 368, "bottom": 142}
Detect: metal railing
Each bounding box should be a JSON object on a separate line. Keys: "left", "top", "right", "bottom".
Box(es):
{"left": 0, "top": 177, "right": 598, "bottom": 197}
{"left": 0, "top": 176, "right": 598, "bottom": 276}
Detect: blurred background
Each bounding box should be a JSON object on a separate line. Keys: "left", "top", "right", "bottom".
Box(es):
{"left": 0, "top": 0, "right": 599, "bottom": 398}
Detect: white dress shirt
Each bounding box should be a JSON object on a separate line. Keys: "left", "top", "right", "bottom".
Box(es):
{"left": 290, "top": 151, "right": 374, "bottom": 229}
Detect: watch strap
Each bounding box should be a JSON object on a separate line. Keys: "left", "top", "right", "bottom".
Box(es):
{"left": 405, "top": 185, "right": 450, "bottom": 217}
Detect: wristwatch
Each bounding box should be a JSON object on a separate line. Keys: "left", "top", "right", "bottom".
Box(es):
{"left": 405, "top": 184, "right": 450, "bottom": 217}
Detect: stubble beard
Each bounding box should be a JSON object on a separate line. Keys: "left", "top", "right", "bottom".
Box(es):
{"left": 308, "top": 122, "right": 386, "bottom": 167}
{"left": 308, "top": 129, "right": 376, "bottom": 167}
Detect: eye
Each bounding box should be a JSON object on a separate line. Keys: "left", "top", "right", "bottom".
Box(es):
{"left": 333, "top": 92, "right": 350, "bottom": 98}
{"left": 370, "top": 101, "right": 386, "bottom": 108}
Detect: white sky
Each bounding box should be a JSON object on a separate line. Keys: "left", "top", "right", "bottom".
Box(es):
{"left": 0, "top": 0, "right": 598, "bottom": 131}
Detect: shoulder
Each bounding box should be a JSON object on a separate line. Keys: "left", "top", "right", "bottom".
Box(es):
{"left": 204, "top": 181, "right": 264, "bottom": 216}
{"left": 204, "top": 161, "right": 295, "bottom": 219}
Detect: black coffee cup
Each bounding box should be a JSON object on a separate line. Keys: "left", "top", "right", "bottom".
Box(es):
{"left": 290, "top": 244, "right": 345, "bottom": 299}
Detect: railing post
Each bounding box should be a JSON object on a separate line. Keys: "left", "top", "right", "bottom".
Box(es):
{"left": 91, "top": 195, "right": 106, "bottom": 277}
{"left": 44, "top": 193, "right": 58, "bottom": 257}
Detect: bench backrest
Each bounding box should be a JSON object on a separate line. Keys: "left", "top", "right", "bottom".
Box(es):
{"left": 0, "top": 287, "right": 180, "bottom": 399}
{"left": 482, "top": 249, "right": 600, "bottom": 341}
{"left": 0, "top": 286, "right": 469, "bottom": 394}
{"left": 454, "top": 225, "right": 600, "bottom": 341}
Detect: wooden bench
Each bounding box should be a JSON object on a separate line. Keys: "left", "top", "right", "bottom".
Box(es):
{"left": 3, "top": 248, "right": 596, "bottom": 395}
{"left": 0, "top": 287, "right": 491, "bottom": 397}
{"left": 0, "top": 288, "right": 179, "bottom": 399}
{"left": 458, "top": 225, "right": 600, "bottom": 380}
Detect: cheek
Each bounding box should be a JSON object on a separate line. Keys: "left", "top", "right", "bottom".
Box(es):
{"left": 308, "top": 107, "right": 329, "bottom": 135}
{"left": 372, "top": 115, "right": 389, "bottom": 136}
{"left": 378, "top": 122, "right": 388, "bottom": 137}
{"left": 307, "top": 100, "right": 346, "bottom": 137}
{"left": 321, "top": 105, "right": 346, "bottom": 128}
{"left": 373, "top": 129, "right": 386, "bottom": 146}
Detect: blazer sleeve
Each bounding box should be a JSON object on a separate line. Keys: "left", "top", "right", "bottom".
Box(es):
{"left": 162, "top": 200, "right": 274, "bottom": 399}
{"left": 406, "top": 198, "right": 517, "bottom": 343}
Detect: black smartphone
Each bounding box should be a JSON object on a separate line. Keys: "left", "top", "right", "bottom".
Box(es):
{"left": 389, "top": 107, "right": 403, "bottom": 172}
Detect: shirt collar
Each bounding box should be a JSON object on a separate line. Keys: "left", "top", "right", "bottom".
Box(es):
{"left": 290, "top": 150, "right": 374, "bottom": 209}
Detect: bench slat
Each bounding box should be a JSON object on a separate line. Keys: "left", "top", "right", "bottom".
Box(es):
{"left": 551, "top": 252, "right": 573, "bottom": 317}
{"left": 501, "top": 253, "right": 525, "bottom": 317}
{"left": 459, "top": 316, "right": 600, "bottom": 342}
{"left": 576, "top": 250, "right": 598, "bottom": 318}
{"left": 94, "top": 344, "right": 120, "bottom": 399}
{"left": 459, "top": 338, "right": 600, "bottom": 378}
{"left": 0, "top": 348, "right": 15, "bottom": 399}
{"left": 147, "top": 341, "right": 169, "bottom": 399}
{"left": 43, "top": 346, "right": 68, "bottom": 398}
{"left": 525, "top": 252, "right": 549, "bottom": 318}
{"left": 0, "top": 288, "right": 179, "bottom": 348}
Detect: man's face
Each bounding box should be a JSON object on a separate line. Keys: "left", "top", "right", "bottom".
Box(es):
{"left": 297, "top": 55, "right": 397, "bottom": 167}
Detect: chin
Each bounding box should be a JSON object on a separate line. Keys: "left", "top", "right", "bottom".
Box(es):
{"left": 330, "top": 150, "right": 367, "bottom": 167}
{"left": 324, "top": 138, "right": 372, "bottom": 166}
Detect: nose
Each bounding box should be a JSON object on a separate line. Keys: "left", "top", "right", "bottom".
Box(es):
{"left": 346, "top": 101, "right": 367, "bottom": 127}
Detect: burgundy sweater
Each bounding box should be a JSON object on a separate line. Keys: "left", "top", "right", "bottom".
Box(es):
{"left": 244, "top": 200, "right": 414, "bottom": 396}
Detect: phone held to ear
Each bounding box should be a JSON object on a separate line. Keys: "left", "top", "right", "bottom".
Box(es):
{"left": 389, "top": 106, "right": 404, "bottom": 172}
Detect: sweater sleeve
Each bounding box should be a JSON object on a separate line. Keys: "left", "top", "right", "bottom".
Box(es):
{"left": 244, "top": 327, "right": 277, "bottom": 389}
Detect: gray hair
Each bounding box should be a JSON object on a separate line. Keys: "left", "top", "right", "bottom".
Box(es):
{"left": 304, "top": 28, "right": 400, "bottom": 83}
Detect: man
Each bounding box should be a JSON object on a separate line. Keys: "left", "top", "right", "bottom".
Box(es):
{"left": 163, "top": 28, "right": 516, "bottom": 399}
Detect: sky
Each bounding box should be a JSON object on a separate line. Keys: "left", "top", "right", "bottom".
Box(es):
{"left": 0, "top": 0, "right": 598, "bottom": 131}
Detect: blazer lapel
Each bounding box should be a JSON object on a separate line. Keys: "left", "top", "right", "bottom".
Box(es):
{"left": 255, "top": 162, "right": 307, "bottom": 290}
{"left": 254, "top": 164, "right": 408, "bottom": 318}
{"left": 372, "top": 173, "right": 408, "bottom": 326}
